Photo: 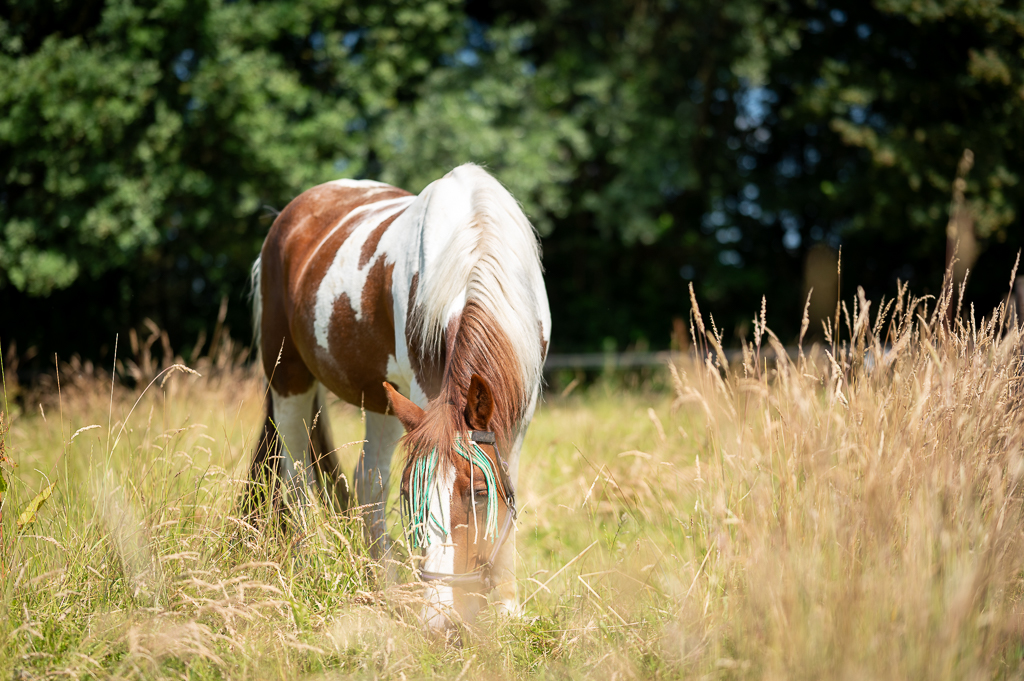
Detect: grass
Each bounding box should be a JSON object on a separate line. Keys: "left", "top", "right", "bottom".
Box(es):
{"left": 2, "top": 270, "right": 1024, "bottom": 679}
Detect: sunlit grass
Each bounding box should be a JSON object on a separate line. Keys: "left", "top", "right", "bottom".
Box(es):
{"left": 3, "top": 272, "right": 1024, "bottom": 678}
{"left": 0, "top": 354, "right": 694, "bottom": 679}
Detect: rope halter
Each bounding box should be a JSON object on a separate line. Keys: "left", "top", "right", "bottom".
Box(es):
{"left": 403, "top": 429, "right": 517, "bottom": 590}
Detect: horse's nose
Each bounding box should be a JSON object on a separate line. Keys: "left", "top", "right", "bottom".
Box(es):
{"left": 422, "top": 582, "right": 455, "bottom": 631}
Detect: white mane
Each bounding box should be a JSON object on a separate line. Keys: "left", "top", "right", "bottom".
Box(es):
{"left": 411, "top": 164, "right": 549, "bottom": 396}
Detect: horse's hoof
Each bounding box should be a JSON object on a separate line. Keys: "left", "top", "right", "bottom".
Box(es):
{"left": 494, "top": 599, "right": 526, "bottom": 619}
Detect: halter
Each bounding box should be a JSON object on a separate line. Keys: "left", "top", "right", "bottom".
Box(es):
{"left": 404, "top": 429, "right": 517, "bottom": 591}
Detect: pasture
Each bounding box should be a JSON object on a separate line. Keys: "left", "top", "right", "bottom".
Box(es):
{"left": 3, "top": 281, "right": 1024, "bottom": 679}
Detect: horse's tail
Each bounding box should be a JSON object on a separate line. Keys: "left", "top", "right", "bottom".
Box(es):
{"left": 250, "top": 256, "right": 263, "bottom": 350}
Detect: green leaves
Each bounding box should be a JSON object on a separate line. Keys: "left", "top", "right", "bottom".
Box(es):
{"left": 2, "top": 0, "right": 1023, "bottom": 358}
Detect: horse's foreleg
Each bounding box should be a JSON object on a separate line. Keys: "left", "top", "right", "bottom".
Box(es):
{"left": 493, "top": 386, "right": 538, "bottom": 616}
{"left": 354, "top": 411, "right": 403, "bottom": 560}
{"left": 491, "top": 467, "right": 520, "bottom": 616}
{"left": 491, "top": 537, "right": 519, "bottom": 617}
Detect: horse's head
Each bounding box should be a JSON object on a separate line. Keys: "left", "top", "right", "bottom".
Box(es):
{"left": 384, "top": 375, "right": 516, "bottom": 629}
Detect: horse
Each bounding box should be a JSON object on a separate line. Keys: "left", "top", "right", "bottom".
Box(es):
{"left": 246, "top": 164, "right": 550, "bottom": 628}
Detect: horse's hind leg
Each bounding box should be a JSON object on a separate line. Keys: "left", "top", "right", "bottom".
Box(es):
{"left": 254, "top": 250, "right": 332, "bottom": 512}
{"left": 310, "top": 385, "right": 350, "bottom": 512}
{"left": 246, "top": 381, "right": 347, "bottom": 519}
{"left": 243, "top": 394, "right": 282, "bottom": 520}
{"left": 270, "top": 383, "right": 321, "bottom": 500}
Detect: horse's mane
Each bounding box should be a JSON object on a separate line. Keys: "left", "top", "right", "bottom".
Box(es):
{"left": 404, "top": 301, "right": 525, "bottom": 465}
{"left": 404, "top": 164, "right": 546, "bottom": 466}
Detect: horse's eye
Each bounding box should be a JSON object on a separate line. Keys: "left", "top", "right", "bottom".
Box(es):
{"left": 473, "top": 488, "right": 488, "bottom": 500}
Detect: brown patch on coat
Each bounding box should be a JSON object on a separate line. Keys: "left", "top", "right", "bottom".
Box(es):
{"left": 336, "top": 256, "right": 398, "bottom": 412}
{"left": 259, "top": 231, "right": 314, "bottom": 397}
{"left": 359, "top": 210, "right": 404, "bottom": 268}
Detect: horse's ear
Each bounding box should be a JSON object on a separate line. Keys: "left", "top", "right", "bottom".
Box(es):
{"left": 383, "top": 383, "right": 425, "bottom": 432}
{"left": 464, "top": 374, "right": 494, "bottom": 431}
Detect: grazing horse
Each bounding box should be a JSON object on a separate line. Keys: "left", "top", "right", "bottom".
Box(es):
{"left": 247, "top": 164, "right": 550, "bottom": 627}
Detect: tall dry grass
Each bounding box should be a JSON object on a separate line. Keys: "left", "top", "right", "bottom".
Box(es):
{"left": 1, "top": 262, "right": 1023, "bottom": 679}
{"left": 665, "top": 260, "right": 1024, "bottom": 678}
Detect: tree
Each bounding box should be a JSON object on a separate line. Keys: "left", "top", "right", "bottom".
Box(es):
{"left": 0, "top": 0, "right": 469, "bottom": 358}
{"left": 726, "top": 0, "right": 1024, "bottom": 333}
{"left": 3, "top": 0, "right": 1023, "bottom": 365}
{"left": 459, "top": 0, "right": 786, "bottom": 349}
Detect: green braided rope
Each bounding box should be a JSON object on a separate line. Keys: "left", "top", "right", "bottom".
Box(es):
{"left": 407, "top": 434, "right": 500, "bottom": 549}
{"left": 408, "top": 448, "right": 443, "bottom": 549}
{"left": 455, "top": 434, "right": 500, "bottom": 545}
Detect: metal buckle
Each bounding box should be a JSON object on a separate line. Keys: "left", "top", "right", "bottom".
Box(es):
{"left": 469, "top": 430, "right": 496, "bottom": 444}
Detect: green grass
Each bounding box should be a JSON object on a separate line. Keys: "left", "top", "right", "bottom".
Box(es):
{"left": 3, "top": 278, "right": 1024, "bottom": 679}
{"left": 0, "top": 364, "right": 702, "bottom": 679}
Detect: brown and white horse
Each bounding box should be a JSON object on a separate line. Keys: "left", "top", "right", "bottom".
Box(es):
{"left": 247, "top": 164, "right": 550, "bottom": 627}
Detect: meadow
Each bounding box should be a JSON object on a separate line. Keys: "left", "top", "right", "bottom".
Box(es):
{"left": 2, "top": 272, "right": 1024, "bottom": 679}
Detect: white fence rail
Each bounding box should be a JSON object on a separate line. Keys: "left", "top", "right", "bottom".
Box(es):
{"left": 543, "top": 348, "right": 789, "bottom": 371}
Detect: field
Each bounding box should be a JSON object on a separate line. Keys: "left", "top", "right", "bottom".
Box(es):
{"left": 3, "top": 278, "right": 1024, "bottom": 679}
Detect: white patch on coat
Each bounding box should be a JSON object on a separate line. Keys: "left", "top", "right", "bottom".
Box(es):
{"left": 444, "top": 289, "right": 466, "bottom": 327}
{"left": 313, "top": 196, "right": 416, "bottom": 351}
{"left": 422, "top": 463, "right": 457, "bottom": 628}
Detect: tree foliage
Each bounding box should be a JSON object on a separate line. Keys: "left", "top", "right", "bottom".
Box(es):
{"left": 747, "top": 0, "right": 1024, "bottom": 322}
{"left": 1, "top": 0, "right": 1022, "bottom": 362}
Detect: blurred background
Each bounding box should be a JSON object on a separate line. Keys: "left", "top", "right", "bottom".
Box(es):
{"left": 1, "top": 0, "right": 1022, "bottom": 370}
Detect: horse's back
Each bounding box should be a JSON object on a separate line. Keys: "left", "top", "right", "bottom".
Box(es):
{"left": 262, "top": 180, "right": 412, "bottom": 296}
{"left": 259, "top": 179, "right": 414, "bottom": 409}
